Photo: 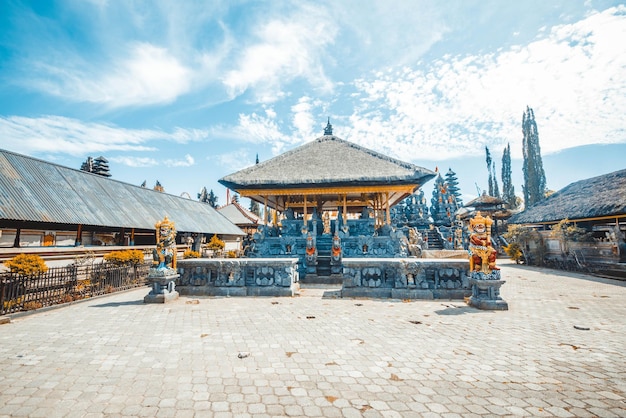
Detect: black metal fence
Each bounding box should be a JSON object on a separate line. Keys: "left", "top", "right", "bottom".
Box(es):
{"left": 1, "top": 263, "right": 150, "bottom": 315}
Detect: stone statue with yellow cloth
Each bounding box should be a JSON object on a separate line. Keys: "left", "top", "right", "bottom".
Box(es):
{"left": 467, "top": 211, "right": 507, "bottom": 309}
{"left": 468, "top": 211, "right": 499, "bottom": 274}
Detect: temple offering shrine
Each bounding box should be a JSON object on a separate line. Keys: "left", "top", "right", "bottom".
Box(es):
{"left": 219, "top": 121, "right": 436, "bottom": 282}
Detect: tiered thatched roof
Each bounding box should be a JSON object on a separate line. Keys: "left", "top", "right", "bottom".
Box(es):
{"left": 509, "top": 169, "right": 626, "bottom": 224}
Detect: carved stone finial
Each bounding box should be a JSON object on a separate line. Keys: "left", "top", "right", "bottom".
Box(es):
{"left": 324, "top": 118, "right": 333, "bottom": 135}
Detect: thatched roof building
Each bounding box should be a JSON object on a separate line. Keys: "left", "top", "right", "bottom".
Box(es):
{"left": 464, "top": 193, "right": 511, "bottom": 221}
{"left": 508, "top": 168, "right": 626, "bottom": 225}
{"left": 219, "top": 127, "right": 435, "bottom": 221}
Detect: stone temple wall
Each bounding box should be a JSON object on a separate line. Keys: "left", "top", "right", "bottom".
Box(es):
{"left": 342, "top": 258, "right": 471, "bottom": 299}
{"left": 176, "top": 258, "right": 299, "bottom": 297}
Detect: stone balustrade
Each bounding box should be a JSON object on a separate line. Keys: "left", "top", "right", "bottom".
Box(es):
{"left": 342, "top": 258, "right": 471, "bottom": 299}
{"left": 176, "top": 258, "right": 299, "bottom": 297}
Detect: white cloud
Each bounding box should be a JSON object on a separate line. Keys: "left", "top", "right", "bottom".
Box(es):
{"left": 290, "top": 97, "right": 316, "bottom": 142}
{"left": 221, "top": 4, "right": 336, "bottom": 102}
{"left": 344, "top": 6, "right": 626, "bottom": 161}
{"left": 32, "top": 43, "right": 192, "bottom": 108}
{"left": 232, "top": 112, "right": 283, "bottom": 145}
{"left": 210, "top": 149, "right": 253, "bottom": 172}
{"left": 0, "top": 115, "right": 208, "bottom": 156}
{"left": 109, "top": 156, "right": 158, "bottom": 167}
{"left": 164, "top": 154, "right": 195, "bottom": 167}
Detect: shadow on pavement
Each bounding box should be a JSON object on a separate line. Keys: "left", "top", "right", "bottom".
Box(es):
{"left": 434, "top": 304, "right": 490, "bottom": 315}
{"left": 89, "top": 300, "right": 145, "bottom": 308}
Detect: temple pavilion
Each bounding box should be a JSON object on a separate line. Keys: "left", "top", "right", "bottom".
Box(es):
{"left": 220, "top": 121, "right": 435, "bottom": 230}
{"left": 219, "top": 121, "right": 436, "bottom": 280}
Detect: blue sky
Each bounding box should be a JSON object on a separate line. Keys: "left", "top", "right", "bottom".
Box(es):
{"left": 0, "top": 1, "right": 625, "bottom": 207}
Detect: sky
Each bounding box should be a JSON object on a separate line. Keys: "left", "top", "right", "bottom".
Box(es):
{"left": 0, "top": 0, "right": 625, "bottom": 208}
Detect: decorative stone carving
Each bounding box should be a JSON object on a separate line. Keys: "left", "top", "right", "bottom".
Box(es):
{"left": 152, "top": 216, "right": 177, "bottom": 271}
{"left": 467, "top": 212, "right": 508, "bottom": 310}
{"left": 145, "top": 216, "right": 179, "bottom": 303}
{"left": 304, "top": 233, "right": 317, "bottom": 274}
{"left": 468, "top": 212, "right": 498, "bottom": 273}
{"left": 330, "top": 234, "right": 342, "bottom": 275}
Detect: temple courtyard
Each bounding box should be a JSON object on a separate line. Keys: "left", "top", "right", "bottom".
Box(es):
{"left": 0, "top": 260, "right": 625, "bottom": 417}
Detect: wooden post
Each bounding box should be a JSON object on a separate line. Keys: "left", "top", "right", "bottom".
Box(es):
{"left": 13, "top": 228, "right": 20, "bottom": 248}
{"left": 75, "top": 224, "right": 83, "bottom": 246}
{"left": 264, "top": 196, "right": 268, "bottom": 226}
{"left": 343, "top": 194, "right": 348, "bottom": 228}
{"left": 130, "top": 228, "right": 135, "bottom": 246}
{"left": 385, "top": 192, "right": 391, "bottom": 225}
{"left": 272, "top": 196, "right": 277, "bottom": 225}
{"left": 303, "top": 195, "right": 308, "bottom": 232}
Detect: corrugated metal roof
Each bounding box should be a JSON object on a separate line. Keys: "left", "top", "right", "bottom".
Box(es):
{"left": 217, "top": 202, "right": 261, "bottom": 226}
{"left": 0, "top": 149, "right": 245, "bottom": 235}
{"left": 219, "top": 135, "right": 436, "bottom": 189}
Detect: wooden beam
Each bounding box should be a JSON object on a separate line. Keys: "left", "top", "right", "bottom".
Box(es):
{"left": 237, "top": 184, "right": 415, "bottom": 197}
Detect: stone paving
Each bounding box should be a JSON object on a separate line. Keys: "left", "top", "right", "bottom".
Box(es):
{"left": 0, "top": 260, "right": 625, "bottom": 417}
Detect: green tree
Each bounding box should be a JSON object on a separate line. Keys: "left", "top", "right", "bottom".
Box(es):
{"left": 198, "top": 187, "right": 209, "bottom": 203}
{"left": 491, "top": 161, "right": 500, "bottom": 198}
{"left": 550, "top": 218, "right": 592, "bottom": 254}
{"left": 485, "top": 146, "right": 494, "bottom": 196}
{"left": 207, "top": 189, "right": 218, "bottom": 208}
{"left": 249, "top": 199, "right": 260, "bottom": 216}
{"left": 503, "top": 224, "right": 543, "bottom": 265}
{"left": 501, "top": 143, "right": 518, "bottom": 209}
{"left": 522, "top": 106, "right": 547, "bottom": 207}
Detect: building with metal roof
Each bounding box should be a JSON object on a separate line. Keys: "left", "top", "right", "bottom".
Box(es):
{"left": 0, "top": 149, "right": 244, "bottom": 248}
{"left": 217, "top": 201, "right": 261, "bottom": 235}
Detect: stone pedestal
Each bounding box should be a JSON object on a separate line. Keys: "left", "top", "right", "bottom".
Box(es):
{"left": 468, "top": 270, "right": 508, "bottom": 310}
{"left": 144, "top": 268, "right": 179, "bottom": 303}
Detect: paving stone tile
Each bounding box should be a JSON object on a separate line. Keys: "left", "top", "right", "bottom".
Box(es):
{"left": 1, "top": 263, "right": 625, "bottom": 417}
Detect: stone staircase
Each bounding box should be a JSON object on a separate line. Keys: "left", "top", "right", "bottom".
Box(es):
{"left": 300, "top": 235, "right": 342, "bottom": 285}
{"left": 426, "top": 229, "right": 444, "bottom": 250}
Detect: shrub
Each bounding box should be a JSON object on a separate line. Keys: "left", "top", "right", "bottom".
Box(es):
{"left": 2, "top": 296, "right": 23, "bottom": 310}
{"left": 207, "top": 234, "right": 225, "bottom": 250}
{"left": 227, "top": 250, "right": 237, "bottom": 258}
{"left": 550, "top": 219, "right": 592, "bottom": 243}
{"left": 23, "top": 301, "right": 43, "bottom": 311}
{"left": 4, "top": 254, "right": 48, "bottom": 276}
{"left": 104, "top": 249, "right": 144, "bottom": 266}
{"left": 504, "top": 242, "right": 524, "bottom": 264}
{"left": 183, "top": 250, "right": 201, "bottom": 259}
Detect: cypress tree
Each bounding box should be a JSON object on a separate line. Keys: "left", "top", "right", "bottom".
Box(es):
{"left": 491, "top": 161, "right": 500, "bottom": 198}
{"left": 485, "top": 146, "right": 494, "bottom": 196}
{"left": 522, "top": 106, "right": 547, "bottom": 207}
{"left": 501, "top": 143, "right": 517, "bottom": 209}
{"left": 198, "top": 187, "right": 209, "bottom": 203}
{"left": 249, "top": 200, "right": 260, "bottom": 216}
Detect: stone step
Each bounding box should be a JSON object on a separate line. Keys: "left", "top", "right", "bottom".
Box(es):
{"left": 300, "top": 274, "right": 343, "bottom": 285}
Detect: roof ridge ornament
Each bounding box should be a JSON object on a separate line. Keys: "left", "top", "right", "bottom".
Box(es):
{"left": 324, "top": 118, "right": 333, "bottom": 136}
